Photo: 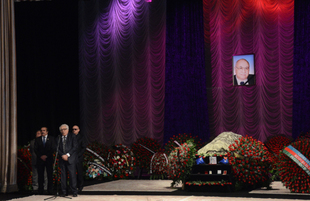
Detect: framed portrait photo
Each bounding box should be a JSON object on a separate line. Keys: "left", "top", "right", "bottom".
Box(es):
{"left": 232, "top": 54, "right": 255, "bottom": 86}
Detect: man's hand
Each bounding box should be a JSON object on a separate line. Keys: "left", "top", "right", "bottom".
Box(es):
{"left": 41, "top": 155, "right": 47, "bottom": 161}
{"left": 62, "top": 154, "right": 69, "bottom": 161}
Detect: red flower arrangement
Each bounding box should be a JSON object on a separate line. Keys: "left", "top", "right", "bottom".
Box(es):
{"left": 51, "top": 152, "right": 63, "bottom": 185}
{"left": 150, "top": 151, "right": 168, "bottom": 179}
{"left": 278, "top": 139, "right": 310, "bottom": 193}
{"left": 265, "top": 135, "right": 292, "bottom": 156}
{"left": 17, "top": 147, "right": 32, "bottom": 190}
{"left": 166, "top": 139, "right": 196, "bottom": 187}
{"left": 227, "top": 135, "right": 272, "bottom": 190}
{"left": 164, "top": 133, "right": 203, "bottom": 155}
{"left": 131, "top": 137, "right": 161, "bottom": 170}
{"left": 107, "top": 144, "right": 136, "bottom": 179}
{"left": 264, "top": 135, "right": 292, "bottom": 180}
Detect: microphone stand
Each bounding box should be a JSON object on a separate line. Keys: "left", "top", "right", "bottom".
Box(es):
{"left": 45, "top": 136, "right": 71, "bottom": 200}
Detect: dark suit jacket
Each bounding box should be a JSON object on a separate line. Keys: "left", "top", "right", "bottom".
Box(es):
{"left": 76, "top": 133, "right": 87, "bottom": 162}
{"left": 57, "top": 132, "right": 78, "bottom": 165}
{"left": 233, "top": 74, "right": 255, "bottom": 86}
{"left": 34, "top": 135, "right": 56, "bottom": 165}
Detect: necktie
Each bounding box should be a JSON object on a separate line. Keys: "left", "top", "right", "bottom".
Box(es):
{"left": 240, "top": 81, "right": 244, "bottom": 85}
{"left": 63, "top": 136, "right": 66, "bottom": 153}
{"left": 43, "top": 137, "right": 46, "bottom": 147}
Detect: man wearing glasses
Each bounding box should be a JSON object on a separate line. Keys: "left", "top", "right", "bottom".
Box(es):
{"left": 72, "top": 125, "right": 87, "bottom": 193}
{"left": 57, "top": 124, "right": 78, "bottom": 197}
{"left": 233, "top": 58, "right": 255, "bottom": 86}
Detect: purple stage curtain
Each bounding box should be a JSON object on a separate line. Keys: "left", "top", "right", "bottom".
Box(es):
{"left": 164, "top": 0, "right": 210, "bottom": 143}
{"left": 79, "top": 0, "right": 166, "bottom": 146}
{"left": 293, "top": 0, "right": 310, "bottom": 139}
{"left": 203, "top": 0, "right": 294, "bottom": 142}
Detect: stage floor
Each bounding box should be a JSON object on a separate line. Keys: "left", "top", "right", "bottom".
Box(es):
{"left": 2, "top": 181, "right": 310, "bottom": 201}
{"left": 84, "top": 179, "right": 178, "bottom": 192}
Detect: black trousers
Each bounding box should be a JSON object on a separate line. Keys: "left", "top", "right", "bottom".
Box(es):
{"left": 37, "top": 161, "right": 53, "bottom": 193}
{"left": 60, "top": 161, "right": 77, "bottom": 195}
{"left": 76, "top": 160, "right": 84, "bottom": 190}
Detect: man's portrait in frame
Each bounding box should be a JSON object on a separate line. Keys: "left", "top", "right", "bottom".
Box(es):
{"left": 233, "top": 54, "right": 255, "bottom": 86}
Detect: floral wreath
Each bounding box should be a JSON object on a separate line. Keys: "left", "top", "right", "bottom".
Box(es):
{"left": 227, "top": 135, "right": 272, "bottom": 191}
{"left": 131, "top": 137, "right": 161, "bottom": 170}
{"left": 265, "top": 135, "right": 292, "bottom": 156}
{"left": 264, "top": 135, "right": 292, "bottom": 180}
{"left": 107, "top": 144, "right": 136, "bottom": 179}
{"left": 166, "top": 139, "right": 196, "bottom": 187}
{"left": 150, "top": 151, "right": 168, "bottom": 179}
{"left": 86, "top": 159, "right": 111, "bottom": 179}
{"left": 84, "top": 141, "right": 110, "bottom": 180}
{"left": 278, "top": 139, "right": 310, "bottom": 193}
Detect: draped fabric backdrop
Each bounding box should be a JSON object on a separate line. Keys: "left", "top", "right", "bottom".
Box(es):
{"left": 79, "top": 0, "right": 166, "bottom": 146}
{"left": 293, "top": 0, "right": 310, "bottom": 139}
{"left": 165, "top": 0, "right": 209, "bottom": 144}
{"left": 0, "top": 0, "right": 18, "bottom": 193}
{"left": 203, "top": 0, "right": 294, "bottom": 142}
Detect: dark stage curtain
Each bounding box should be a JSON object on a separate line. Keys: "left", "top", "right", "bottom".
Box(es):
{"left": 15, "top": 0, "right": 79, "bottom": 144}
{"left": 165, "top": 0, "right": 210, "bottom": 143}
{"left": 293, "top": 0, "right": 310, "bottom": 139}
{"left": 79, "top": 0, "right": 166, "bottom": 146}
{"left": 203, "top": 0, "right": 294, "bottom": 142}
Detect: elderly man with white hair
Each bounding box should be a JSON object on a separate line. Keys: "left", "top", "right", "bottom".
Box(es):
{"left": 57, "top": 124, "right": 78, "bottom": 197}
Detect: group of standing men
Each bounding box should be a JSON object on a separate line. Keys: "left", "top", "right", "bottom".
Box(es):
{"left": 30, "top": 124, "right": 87, "bottom": 197}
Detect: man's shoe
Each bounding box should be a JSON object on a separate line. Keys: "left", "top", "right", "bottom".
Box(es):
{"left": 73, "top": 194, "right": 78, "bottom": 197}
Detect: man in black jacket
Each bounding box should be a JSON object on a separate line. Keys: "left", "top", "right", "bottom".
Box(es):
{"left": 34, "top": 127, "right": 55, "bottom": 195}
{"left": 57, "top": 124, "right": 78, "bottom": 197}
{"left": 72, "top": 125, "right": 87, "bottom": 193}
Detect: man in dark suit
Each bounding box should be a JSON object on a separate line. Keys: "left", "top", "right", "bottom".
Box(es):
{"left": 57, "top": 124, "right": 78, "bottom": 197}
{"left": 233, "top": 58, "right": 255, "bottom": 86}
{"left": 30, "top": 130, "right": 47, "bottom": 193}
{"left": 72, "top": 125, "right": 87, "bottom": 193}
{"left": 34, "top": 127, "right": 55, "bottom": 195}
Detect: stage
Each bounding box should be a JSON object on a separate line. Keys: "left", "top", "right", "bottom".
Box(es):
{"left": 2, "top": 180, "right": 310, "bottom": 201}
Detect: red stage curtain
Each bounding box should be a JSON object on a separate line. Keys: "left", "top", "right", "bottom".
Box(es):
{"left": 203, "top": 0, "right": 294, "bottom": 142}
